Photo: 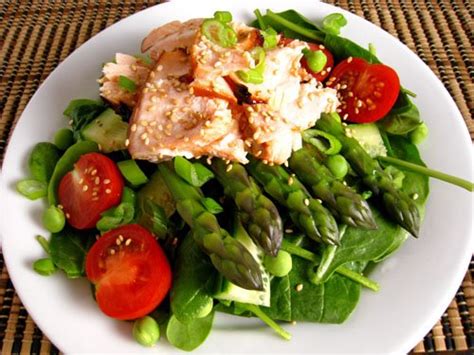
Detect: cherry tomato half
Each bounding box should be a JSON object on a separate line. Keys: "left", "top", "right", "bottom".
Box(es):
{"left": 86, "top": 224, "right": 172, "bottom": 320}
{"left": 58, "top": 152, "right": 123, "bottom": 229}
{"left": 327, "top": 57, "right": 400, "bottom": 123}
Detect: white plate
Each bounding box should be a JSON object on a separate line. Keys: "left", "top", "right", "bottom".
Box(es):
{"left": 1, "top": 0, "right": 473, "bottom": 353}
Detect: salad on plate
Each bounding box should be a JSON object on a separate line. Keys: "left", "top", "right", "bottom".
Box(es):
{"left": 15, "top": 8, "right": 473, "bottom": 351}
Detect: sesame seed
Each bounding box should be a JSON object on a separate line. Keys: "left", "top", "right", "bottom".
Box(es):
{"left": 206, "top": 156, "right": 213, "bottom": 165}
{"left": 296, "top": 284, "right": 304, "bottom": 292}
{"left": 355, "top": 108, "right": 360, "bottom": 114}
{"left": 412, "top": 193, "right": 419, "bottom": 200}
{"left": 304, "top": 198, "right": 310, "bottom": 206}
{"left": 91, "top": 169, "right": 97, "bottom": 176}
{"left": 125, "top": 139, "right": 130, "bottom": 147}
{"left": 144, "top": 137, "right": 150, "bottom": 145}
{"left": 116, "top": 238, "right": 122, "bottom": 246}
{"left": 262, "top": 160, "right": 268, "bottom": 165}
{"left": 118, "top": 235, "right": 124, "bottom": 242}
{"left": 78, "top": 178, "right": 84, "bottom": 184}
{"left": 285, "top": 229, "right": 293, "bottom": 233}
{"left": 189, "top": 87, "right": 194, "bottom": 94}
{"left": 343, "top": 113, "right": 349, "bottom": 121}
{"left": 288, "top": 177, "right": 294, "bottom": 185}
{"left": 125, "top": 238, "right": 132, "bottom": 246}
{"left": 105, "top": 189, "right": 111, "bottom": 194}
{"left": 65, "top": 213, "right": 71, "bottom": 219}
{"left": 58, "top": 204, "right": 64, "bottom": 210}
{"left": 94, "top": 177, "right": 100, "bottom": 185}
{"left": 131, "top": 124, "right": 137, "bottom": 132}
{"left": 131, "top": 64, "right": 137, "bottom": 71}
{"left": 255, "top": 150, "right": 262, "bottom": 157}
{"left": 226, "top": 164, "right": 233, "bottom": 172}
{"left": 82, "top": 185, "right": 89, "bottom": 192}
{"left": 291, "top": 320, "right": 297, "bottom": 325}
{"left": 347, "top": 56, "right": 353, "bottom": 63}
{"left": 103, "top": 179, "right": 111, "bottom": 185}
{"left": 109, "top": 249, "right": 116, "bottom": 255}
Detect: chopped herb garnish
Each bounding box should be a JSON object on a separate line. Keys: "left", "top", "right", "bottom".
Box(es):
{"left": 118, "top": 75, "right": 137, "bottom": 93}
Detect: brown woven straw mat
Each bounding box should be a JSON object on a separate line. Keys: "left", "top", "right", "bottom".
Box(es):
{"left": 0, "top": 1, "right": 472, "bottom": 354}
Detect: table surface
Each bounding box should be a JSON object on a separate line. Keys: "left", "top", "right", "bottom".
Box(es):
{"left": 0, "top": 0, "right": 473, "bottom": 354}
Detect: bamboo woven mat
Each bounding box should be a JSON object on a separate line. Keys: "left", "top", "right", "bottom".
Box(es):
{"left": 0, "top": 0, "right": 472, "bottom": 353}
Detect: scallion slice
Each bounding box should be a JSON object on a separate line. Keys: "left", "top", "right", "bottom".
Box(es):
{"left": 117, "top": 160, "right": 149, "bottom": 187}
{"left": 118, "top": 75, "right": 137, "bottom": 93}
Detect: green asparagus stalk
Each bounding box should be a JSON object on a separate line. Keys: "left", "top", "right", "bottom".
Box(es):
{"left": 247, "top": 158, "right": 339, "bottom": 246}
{"left": 315, "top": 113, "right": 421, "bottom": 237}
{"left": 289, "top": 145, "right": 377, "bottom": 229}
{"left": 158, "top": 164, "right": 264, "bottom": 291}
{"left": 211, "top": 160, "right": 283, "bottom": 256}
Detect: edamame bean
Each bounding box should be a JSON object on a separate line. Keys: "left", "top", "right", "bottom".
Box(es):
{"left": 326, "top": 154, "right": 349, "bottom": 179}
{"left": 133, "top": 316, "right": 160, "bottom": 347}
{"left": 42, "top": 205, "right": 66, "bottom": 233}
{"left": 263, "top": 250, "right": 292, "bottom": 277}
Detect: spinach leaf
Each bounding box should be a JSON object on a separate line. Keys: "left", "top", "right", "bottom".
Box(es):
{"left": 47, "top": 140, "right": 99, "bottom": 205}
{"left": 323, "top": 33, "right": 379, "bottom": 63}
{"left": 63, "top": 99, "right": 107, "bottom": 140}
{"left": 170, "top": 234, "right": 216, "bottom": 323}
{"left": 166, "top": 312, "right": 214, "bottom": 351}
{"left": 378, "top": 94, "right": 421, "bottom": 135}
{"left": 49, "top": 228, "right": 94, "bottom": 278}
{"left": 28, "top": 142, "right": 61, "bottom": 183}
{"left": 263, "top": 257, "right": 360, "bottom": 323}
{"left": 252, "top": 10, "right": 324, "bottom": 42}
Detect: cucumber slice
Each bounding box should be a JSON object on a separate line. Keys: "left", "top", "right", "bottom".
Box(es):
{"left": 81, "top": 108, "right": 128, "bottom": 153}
{"left": 348, "top": 123, "right": 387, "bottom": 158}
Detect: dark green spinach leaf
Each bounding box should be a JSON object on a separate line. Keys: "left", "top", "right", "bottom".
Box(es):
{"left": 166, "top": 312, "right": 214, "bottom": 351}
{"left": 378, "top": 94, "right": 421, "bottom": 135}
{"left": 49, "top": 228, "right": 94, "bottom": 278}
{"left": 63, "top": 99, "right": 106, "bottom": 140}
{"left": 171, "top": 234, "right": 216, "bottom": 322}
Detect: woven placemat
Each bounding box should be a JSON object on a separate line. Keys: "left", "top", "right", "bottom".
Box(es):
{"left": 0, "top": 1, "right": 472, "bottom": 353}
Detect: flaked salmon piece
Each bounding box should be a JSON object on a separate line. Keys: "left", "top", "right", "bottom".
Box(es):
{"left": 128, "top": 49, "right": 247, "bottom": 163}
{"left": 100, "top": 53, "right": 152, "bottom": 107}
{"left": 190, "top": 22, "right": 261, "bottom": 103}
{"left": 141, "top": 19, "right": 203, "bottom": 61}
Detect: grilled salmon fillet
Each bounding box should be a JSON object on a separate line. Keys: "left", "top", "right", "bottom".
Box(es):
{"left": 127, "top": 49, "right": 247, "bottom": 163}
{"left": 100, "top": 53, "right": 152, "bottom": 107}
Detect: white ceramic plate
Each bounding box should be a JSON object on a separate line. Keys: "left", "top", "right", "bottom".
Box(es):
{"left": 1, "top": 0, "right": 473, "bottom": 353}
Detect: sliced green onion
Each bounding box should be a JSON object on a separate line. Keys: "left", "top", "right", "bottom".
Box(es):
{"left": 261, "top": 27, "right": 278, "bottom": 50}
{"left": 213, "top": 11, "right": 232, "bottom": 23}
{"left": 117, "top": 160, "right": 149, "bottom": 187}
{"left": 118, "top": 75, "right": 137, "bottom": 93}
{"left": 254, "top": 9, "right": 267, "bottom": 29}
{"left": 54, "top": 128, "right": 74, "bottom": 150}
{"left": 33, "top": 258, "right": 57, "bottom": 276}
{"left": 378, "top": 156, "right": 474, "bottom": 192}
{"left": 302, "top": 129, "right": 342, "bottom": 155}
{"left": 201, "top": 19, "right": 237, "bottom": 48}
{"left": 236, "top": 47, "right": 266, "bottom": 84}
{"left": 322, "top": 13, "right": 348, "bottom": 35}
{"left": 302, "top": 48, "right": 327, "bottom": 73}
{"left": 368, "top": 43, "right": 377, "bottom": 56}
{"left": 134, "top": 53, "right": 152, "bottom": 66}
{"left": 16, "top": 179, "right": 48, "bottom": 200}
{"left": 174, "top": 157, "right": 214, "bottom": 187}
{"left": 201, "top": 197, "right": 223, "bottom": 214}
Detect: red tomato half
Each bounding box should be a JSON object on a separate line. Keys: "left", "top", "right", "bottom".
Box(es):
{"left": 327, "top": 57, "right": 400, "bottom": 123}
{"left": 301, "top": 43, "right": 334, "bottom": 82}
{"left": 58, "top": 153, "right": 123, "bottom": 229}
{"left": 279, "top": 38, "right": 334, "bottom": 82}
{"left": 86, "top": 224, "right": 172, "bottom": 320}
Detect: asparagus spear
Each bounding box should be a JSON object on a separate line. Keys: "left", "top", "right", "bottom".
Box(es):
{"left": 158, "top": 164, "right": 264, "bottom": 291}
{"left": 315, "top": 113, "right": 421, "bottom": 237}
{"left": 247, "top": 158, "right": 339, "bottom": 246}
{"left": 211, "top": 160, "right": 283, "bottom": 256}
{"left": 289, "top": 145, "right": 376, "bottom": 229}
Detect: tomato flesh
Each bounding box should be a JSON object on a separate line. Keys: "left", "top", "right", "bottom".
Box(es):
{"left": 58, "top": 153, "right": 123, "bottom": 229}
{"left": 327, "top": 57, "right": 400, "bottom": 123}
{"left": 86, "top": 224, "right": 172, "bottom": 320}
